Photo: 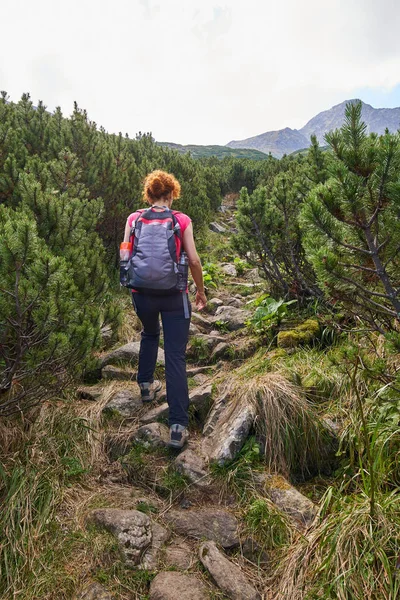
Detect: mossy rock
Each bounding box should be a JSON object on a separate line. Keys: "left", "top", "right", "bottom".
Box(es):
{"left": 277, "top": 319, "right": 320, "bottom": 349}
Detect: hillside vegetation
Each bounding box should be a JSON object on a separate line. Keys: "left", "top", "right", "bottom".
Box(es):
{"left": 0, "top": 96, "right": 399, "bottom": 600}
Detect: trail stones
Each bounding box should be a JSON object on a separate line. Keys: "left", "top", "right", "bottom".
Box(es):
{"left": 221, "top": 263, "right": 237, "bottom": 277}
{"left": 150, "top": 572, "right": 209, "bottom": 600}
{"left": 255, "top": 473, "right": 317, "bottom": 528}
{"left": 141, "top": 522, "right": 170, "bottom": 570}
{"left": 203, "top": 400, "right": 256, "bottom": 465}
{"left": 209, "top": 222, "right": 226, "bottom": 234}
{"left": 73, "top": 582, "right": 115, "bottom": 600}
{"left": 207, "top": 297, "right": 224, "bottom": 313}
{"left": 175, "top": 447, "right": 209, "bottom": 486}
{"left": 140, "top": 402, "right": 169, "bottom": 424}
{"left": 211, "top": 341, "right": 231, "bottom": 361}
{"left": 89, "top": 509, "right": 152, "bottom": 567}
{"left": 101, "top": 342, "right": 165, "bottom": 367}
{"left": 199, "top": 541, "right": 260, "bottom": 600}
{"left": 164, "top": 538, "right": 195, "bottom": 570}
{"left": 191, "top": 312, "right": 213, "bottom": 331}
{"left": 102, "top": 365, "right": 136, "bottom": 381}
{"left": 135, "top": 423, "right": 170, "bottom": 448}
{"left": 212, "top": 306, "right": 251, "bottom": 331}
{"left": 163, "top": 508, "right": 239, "bottom": 548}
{"left": 140, "top": 384, "right": 212, "bottom": 424}
{"left": 103, "top": 389, "right": 142, "bottom": 417}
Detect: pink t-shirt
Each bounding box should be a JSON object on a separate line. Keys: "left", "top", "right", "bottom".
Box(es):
{"left": 127, "top": 209, "right": 191, "bottom": 233}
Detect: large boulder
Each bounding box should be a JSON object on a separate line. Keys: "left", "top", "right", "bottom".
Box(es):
{"left": 163, "top": 508, "right": 239, "bottom": 548}
{"left": 88, "top": 509, "right": 152, "bottom": 567}
{"left": 101, "top": 342, "right": 165, "bottom": 367}
{"left": 202, "top": 399, "right": 256, "bottom": 465}
{"left": 212, "top": 306, "right": 251, "bottom": 331}
{"left": 199, "top": 541, "right": 260, "bottom": 600}
{"left": 150, "top": 572, "right": 209, "bottom": 600}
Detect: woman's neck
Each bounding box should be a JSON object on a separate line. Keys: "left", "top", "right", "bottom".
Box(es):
{"left": 152, "top": 200, "right": 171, "bottom": 209}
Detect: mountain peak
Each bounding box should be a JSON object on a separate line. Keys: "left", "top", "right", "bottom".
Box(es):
{"left": 226, "top": 100, "right": 400, "bottom": 158}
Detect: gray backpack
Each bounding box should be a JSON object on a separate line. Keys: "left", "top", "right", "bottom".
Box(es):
{"left": 125, "top": 207, "right": 187, "bottom": 294}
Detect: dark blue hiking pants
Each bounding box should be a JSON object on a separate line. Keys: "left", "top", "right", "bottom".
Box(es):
{"left": 132, "top": 292, "right": 191, "bottom": 427}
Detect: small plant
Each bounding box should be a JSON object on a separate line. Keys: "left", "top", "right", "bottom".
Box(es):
{"left": 233, "top": 256, "right": 249, "bottom": 276}
{"left": 202, "top": 262, "right": 222, "bottom": 290}
{"left": 188, "top": 336, "right": 209, "bottom": 362}
{"left": 214, "top": 319, "right": 230, "bottom": 334}
{"left": 136, "top": 500, "right": 158, "bottom": 515}
{"left": 245, "top": 498, "right": 291, "bottom": 549}
{"left": 246, "top": 294, "right": 297, "bottom": 335}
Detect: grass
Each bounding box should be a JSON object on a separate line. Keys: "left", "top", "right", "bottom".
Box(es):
{"left": 274, "top": 488, "right": 400, "bottom": 600}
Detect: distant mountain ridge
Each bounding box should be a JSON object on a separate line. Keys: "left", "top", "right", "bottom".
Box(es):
{"left": 156, "top": 141, "right": 268, "bottom": 161}
{"left": 226, "top": 100, "right": 400, "bottom": 158}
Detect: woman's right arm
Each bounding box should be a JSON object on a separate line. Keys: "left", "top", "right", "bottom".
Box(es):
{"left": 182, "top": 223, "right": 207, "bottom": 311}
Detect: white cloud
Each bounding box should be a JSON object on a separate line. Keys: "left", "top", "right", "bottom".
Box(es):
{"left": 1, "top": 0, "right": 400, "bottom": 144}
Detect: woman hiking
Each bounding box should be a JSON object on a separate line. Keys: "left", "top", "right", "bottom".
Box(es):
{"left": 122, "top": 170, "right": 207, "bottom": 449}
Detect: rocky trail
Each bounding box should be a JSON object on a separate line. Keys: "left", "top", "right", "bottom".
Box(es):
{"left": 72, "top": 201, "right": 335, "bottom": 600}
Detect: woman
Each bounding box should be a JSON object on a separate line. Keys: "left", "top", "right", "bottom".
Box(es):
{"left": 123, "top": 170, "right": 207, "bottom": 449}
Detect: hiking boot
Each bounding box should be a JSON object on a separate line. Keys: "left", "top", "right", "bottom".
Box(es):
{"left": 139, "top": 380, "right": 162, "bottom": 402}
{"left": 168, "top": 424, "right": 189, "bottom": 449}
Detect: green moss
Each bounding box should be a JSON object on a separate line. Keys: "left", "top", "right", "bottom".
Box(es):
{"left": 277, "top": 319, "right": 320, "bottom": 348}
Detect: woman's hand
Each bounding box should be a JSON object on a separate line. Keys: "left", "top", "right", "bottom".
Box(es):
{"left": 195, "top": 290, "right": 207, "bottom": 311}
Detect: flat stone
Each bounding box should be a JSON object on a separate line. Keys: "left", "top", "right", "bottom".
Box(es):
{"left": 163, "top": 508, "right": 239, "bottom": 548}
{"left": 208, "top": 298, "right": 224, "bottom": 313}
{"left": 135, "top": 423, "right": 170, "bottom": 448}
{"left": 141, "top": 522, "right": 171, "bottom": 570}
{"left": 220, "top": 263, "right": 237, "bottom": 277}
{"left": 103, "top": 390, "right": 142, "bottom": 417}
{"left": 77, "top": 385, "right": 103, "bottom": 402}
{"left": 164, "top": 538, "right": 195, "bottom": 570}
{"left": 150, "top": 572, "right": 209, "bottom": 600}
{"left": 209, "top": 222, "right": 226, "bottom": 234}
{"left": 140, "top": 385, "right": 212, "bottom": 424}
{"left": 175, "top": 448, "right": 209, "bottom": 486}
{"left": 212, "top": 306, "right": 251, "bottom": 331}
{"left": 199, "top": 541, "right": 260, "bottom": 600}
{"left": 88, "top": 509, "right": 152, "bottom": 566}
{"left": 202, "top": 400, "right": 256, "bottom": 465}
{"left": 73, "top": 582, "right": 115, "bottom": 600}
{"left": 255, "top": 473, "right": 317, "bottom": 528}
{"left": 191, "top": 312, "right": 213, "bottom": 331}
{"left": 187, "top": 365, "right": 215, "bottom": 376}
{"left": 226, "top": 297, "right": 243, "bottom": 308}
{"left": 101, "top": 342, "right": 165, "bottom": 368}
{"left": 102, "top": 365, "right": 136, "bottom": 381}
{"left": 193, "top": 373, "right": 209, "bottom": 385}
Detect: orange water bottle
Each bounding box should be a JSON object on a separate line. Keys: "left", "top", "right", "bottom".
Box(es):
{"left": 120, "top": 242, "right": 132, "bottom": 287}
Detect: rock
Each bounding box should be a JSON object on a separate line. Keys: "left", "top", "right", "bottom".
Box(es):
{"left": 189, "top": 322, "right": 201, "bottom": 337}
{"left": 255, "top": 473, "right": 317, "bottom": 528}
{"left": 100, "top": 325, "right": 114, "bottom": 348}
{"left": 104, "top": 432, "right": 138, "bottom": 461}
{"left": 73, "top": 582, "right": 115, "bottom": 600}
{"left": 202, "top": 400, "right": 256, "bottom": 465}
{"left": 88, "top": 509, "right": 152, "bottom": 567}
{"left": 175, "top": 448, "right": 209, "bottom": 486}
{"left": 101, "top": 342, "right": 165, "bottom": 368}
{"left": 207, "top": 298, "right": 224, "bottom": 313}
{"left": 191, "top": 312, "right": 213, "bottom": 331}
{"left": 164, "top": 538, "right": 195, "bottom": 570}
{"left": 163, "top": 508, "right": 239, "bottom": 548}
{"left": 221, "top": 263, "right": 237, "bottom": 277}
{"left": 150, "top": 572, "right": 209, "bottom": 600}
{"left": 209, "top": 222, "right": 226, "bottom": 234}
{"left": 212, "top": 306, "right": 251, "bottom": 331}
{"left": 199, "top": 541, "right": 260, "bottom": 600}
{"left": 226, "top": 297, "right": 243, "bottom": 308}
{"left": 103, "top": 389, "right": 142, "bottom": 417}
{"left": 244, "top": 268, "right": 262, "bottom": 283}
{"left": 77, "top": 385, "right": 103, "bottom": 402}
{"left": 277, "top": 319, "right": 320, "bottom": 349}
{"left": 141, "top": 522, "right": 170, "bottom": 570}
{"left": 135, "top": 423, "right": 170, "bottom": 448}
{"left": 140, "top": 402, "right": 169, "bottom": 424}
{"left": 193, "top": 373, "right": 209, "bottom": 385}
{"left": 211, "top": 342, "right": 231, "bottom": 361}
{"left": 140, "top": 384, "right": 212, "bottom": 424}
{"left": 102, "top": 365, "right": 136, "bottom": 381}
{"left": 187, "top": 365, "right": 215, "bottom": 376}
{"left": 202, "top": 392, "right": 230, "bottom": 437}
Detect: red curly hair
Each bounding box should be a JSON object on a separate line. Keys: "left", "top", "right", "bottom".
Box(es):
{"left": 143, "top": 170, "right": 181, "bottom": 204}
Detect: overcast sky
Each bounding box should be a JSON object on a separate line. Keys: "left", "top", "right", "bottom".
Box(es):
{"left": 2, "top": 0, "right": 400, "bottom": 145}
